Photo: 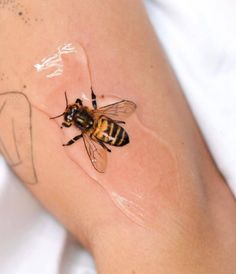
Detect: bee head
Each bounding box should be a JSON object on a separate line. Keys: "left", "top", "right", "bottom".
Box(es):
{"left": 50, "top": 92, "right": 93, "bottom": 130}
{"left": 50, "top": 91, "right": 79, "bottom": 123}
{"left": 64, "top": 104, "right": 78, "bottom": 123}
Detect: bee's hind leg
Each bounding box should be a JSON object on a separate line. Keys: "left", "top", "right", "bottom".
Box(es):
{"left": 114, "top": 120, "right": 126, "bottom": 124}
{"left": 99, "top": 141, "right": 111, "bottom": 152}
{"left": 63, "top": 134, "right": 83, "bottom": 146}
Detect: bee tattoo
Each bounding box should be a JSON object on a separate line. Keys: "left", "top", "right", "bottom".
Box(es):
{"left": 50, "top": 88, "right": 136, "bottom": 172}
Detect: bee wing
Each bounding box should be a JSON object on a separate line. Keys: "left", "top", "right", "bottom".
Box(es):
{"left": 94, "top": 100, "right": 136, "bottom": 120}
{"left": 82, "top": 133, "right": 107, "bottom": 173}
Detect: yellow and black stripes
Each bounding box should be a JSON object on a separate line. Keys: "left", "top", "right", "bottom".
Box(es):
{"left": 110, "top": 124, "right": 128, "bottom": 146}
{"left": 93, "top": 117, "right": 129, "bottom": 147}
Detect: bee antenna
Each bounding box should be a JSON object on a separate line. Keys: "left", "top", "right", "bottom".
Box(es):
{"left": 50, "top": 91, "right": 68, "bottom": 119}
{"left": 64, "top": 91, "right": 68, "bottom": 107}
{"left": 50, "top": 112, "right": 65, "bottom": 119}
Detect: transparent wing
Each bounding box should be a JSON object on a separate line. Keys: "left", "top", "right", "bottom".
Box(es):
{"left": 82, "top": 133, "right": 107, "bottom": 173}
{"left": 94, "top": 100, "right": 136, "bottom": 120}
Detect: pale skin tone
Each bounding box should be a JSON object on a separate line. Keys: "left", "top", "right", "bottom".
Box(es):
{"left": 0, "top": 0, "right": 236, "bottom": 273}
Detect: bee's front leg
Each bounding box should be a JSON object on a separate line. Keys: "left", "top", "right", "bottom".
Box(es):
{"left": 76, "top": 98, "right": 83, "bottom": 106}
{"left": 61, "top": 122, "right": 72, "bottom": 129}
{"left": 91, "top": 86, "right": 97, "bottom": 109}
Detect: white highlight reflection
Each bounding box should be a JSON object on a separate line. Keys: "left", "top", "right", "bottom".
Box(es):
{"left": 34, "top": 43, "right": 77, "bottom": 78}
{"left": 110, "top": 191, "right": 148, "bottom": 227}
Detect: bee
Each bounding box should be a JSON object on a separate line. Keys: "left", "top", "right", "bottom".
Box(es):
{"left": 50, "top": 87, "right": 136, "bottom": 172}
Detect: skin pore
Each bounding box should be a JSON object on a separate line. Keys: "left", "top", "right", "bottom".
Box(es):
{"left": 0, "top": 0, "right": 236, "bottom": 273}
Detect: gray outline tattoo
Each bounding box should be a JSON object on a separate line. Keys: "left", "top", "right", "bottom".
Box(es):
{"left": 0, "top": 91, "right": 38, "bottom": 184}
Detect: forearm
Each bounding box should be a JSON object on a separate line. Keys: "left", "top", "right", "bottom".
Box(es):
{"left": 0, "top": 1, "right": 235, "bottom": 274}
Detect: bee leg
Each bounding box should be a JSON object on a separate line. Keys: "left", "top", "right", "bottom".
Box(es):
{"left": 61, "top": 122, "right": 72, "bottom": 129}
{"left": 99, "top": 141, "right": 111, "bottom": 152}
{"left": 63, "top": 134, "right": 83, "bottom": 146}
{"left": 91, "top": 86, "right": 97, "bottom": 109}
{"left": 76, "top": 98, "right": 83, "bottom": 106}
{"left": 114, "top": 120, "right": 126, "bottom": 124}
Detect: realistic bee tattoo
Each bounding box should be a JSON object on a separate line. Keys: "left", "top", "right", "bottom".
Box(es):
{"left": 50, "top": 88, "right": 136, "bottom": 172}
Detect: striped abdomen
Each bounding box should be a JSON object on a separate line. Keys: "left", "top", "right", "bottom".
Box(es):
{"left": 93, "top": 117, "right": 129, "bottom": 146}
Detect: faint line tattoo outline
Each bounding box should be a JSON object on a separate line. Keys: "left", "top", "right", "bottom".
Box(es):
{"left": 11, "top": 118, "right": 21, "bottom": 166}
{"left": 0, "top": 91, "right": 38, "bottom": 183}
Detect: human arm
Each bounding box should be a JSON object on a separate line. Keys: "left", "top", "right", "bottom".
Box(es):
{"left": 0, "top": 0, "right": 236, "bottom": 273}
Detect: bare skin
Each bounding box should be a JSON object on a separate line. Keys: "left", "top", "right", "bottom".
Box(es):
{"left": 0, "top": 0, "right": 236, "bottom": 273}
